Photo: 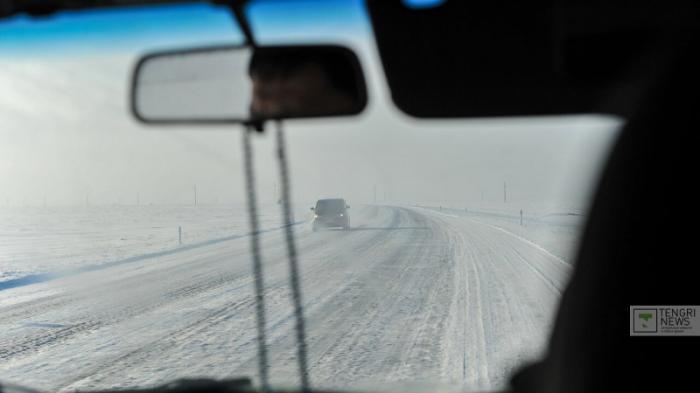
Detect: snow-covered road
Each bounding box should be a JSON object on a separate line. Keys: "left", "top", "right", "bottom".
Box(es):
{"left": 0, "top": 206, "right": 573, "bottom": 392}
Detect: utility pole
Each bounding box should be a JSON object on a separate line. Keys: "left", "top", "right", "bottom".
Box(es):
{"left": 194, "top": 185, "right": 198, "bottom": 206}
{"left": 374, "top": 185, "right": 377, "bottom": 204}
{"left": 503, "top": 181, "right": 507, "bottom": 203}
{"left": 137, "top": 192, "right": 140, "bottom": 206}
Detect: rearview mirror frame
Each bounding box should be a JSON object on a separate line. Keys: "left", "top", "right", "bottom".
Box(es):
{"left": 130, "top": 44, "right": 368, "bottom": 125}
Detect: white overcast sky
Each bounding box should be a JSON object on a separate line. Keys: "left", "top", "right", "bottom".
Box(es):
{"left": 0, "top": 5, "right": 621, "bottom": 214}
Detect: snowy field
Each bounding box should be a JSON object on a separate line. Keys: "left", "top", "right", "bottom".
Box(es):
{"left": 0, "top": 205, "right": 580, "bottom": 392}
{"left": 0, "top": 204, "right": 308, "bottom": 287}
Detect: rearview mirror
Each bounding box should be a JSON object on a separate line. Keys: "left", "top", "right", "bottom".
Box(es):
{"left": 131, "top": 44, "right": 368, "bottom": 124}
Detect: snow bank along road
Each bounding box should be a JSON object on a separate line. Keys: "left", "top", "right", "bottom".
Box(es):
{"left": 0, "top": 206, "right": 573, "bottom": 392}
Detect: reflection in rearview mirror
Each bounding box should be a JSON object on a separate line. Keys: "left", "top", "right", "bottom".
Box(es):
{"left": 131, "top": 45, "right": 367, "bottom": 124}
{"left": 133, "top": 46, "right": 253, "bottom": 122}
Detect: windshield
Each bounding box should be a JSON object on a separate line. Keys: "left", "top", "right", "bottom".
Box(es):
{"left": 315, "top": 199, "right": 346, "bottom": 214}
{"left": 0, "top": 1, "right": 621, "bottom": 392}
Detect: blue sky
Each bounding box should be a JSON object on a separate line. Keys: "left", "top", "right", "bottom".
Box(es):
{"left": 0, "top": 0, "right": 368, "bottom": 56}
{"left": 0, "top": 3, "right": 241, "bottom": 55}
{"left": 247, "top": 0, "right": 368, "bottom": 43}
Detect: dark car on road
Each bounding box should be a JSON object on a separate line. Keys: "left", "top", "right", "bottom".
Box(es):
{"left": 312, "top": 198, "right": 350, "bottom": 231}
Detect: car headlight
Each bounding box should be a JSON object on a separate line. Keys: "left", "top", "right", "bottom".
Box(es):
{"left": 339, "top": 213, "right": 344, "bottom": 217}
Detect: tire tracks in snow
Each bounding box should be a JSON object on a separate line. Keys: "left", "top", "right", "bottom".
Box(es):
{"left": 1, "top": 205, "right": 571, "bottom": 391}
{"left": 407, "top": 206, "right": 571, "bottom": 388}
{"left": 53, "top": 206, "right": 404, "bottom": 390}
